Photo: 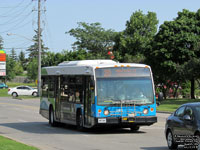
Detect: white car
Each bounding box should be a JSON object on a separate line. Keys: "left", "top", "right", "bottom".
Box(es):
{"left": 8, "top": 86, "right": 38, "bottom": 97}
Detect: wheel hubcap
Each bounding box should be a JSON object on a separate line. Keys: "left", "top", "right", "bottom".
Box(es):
{"left": 167, "top": 132, "right": 172, "bottom": 147}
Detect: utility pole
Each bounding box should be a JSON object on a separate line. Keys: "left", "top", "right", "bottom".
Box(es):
{"left": 37, "top": 0, "right": 41, "bottom": 97}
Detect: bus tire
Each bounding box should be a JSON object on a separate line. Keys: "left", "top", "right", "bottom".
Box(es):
{"left": 130, "top": 126, "right": 140, "bottom": 131}
{"left": 76, "top": 111, "right": 84, "bottom": 130}
{"left": 49, "top": 106, "right": 57, "bottom": 127}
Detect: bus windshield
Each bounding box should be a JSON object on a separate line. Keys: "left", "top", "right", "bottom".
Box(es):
{"left": 96, "top": 77, "right": 154, "bottom": 105}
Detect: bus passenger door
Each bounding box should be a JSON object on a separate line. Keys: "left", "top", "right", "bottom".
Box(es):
{"left": 55, "top": 76, "right": 61, "bottom": 120}
{"left": 84, "top": 76, "right": 94, "bottom": 126}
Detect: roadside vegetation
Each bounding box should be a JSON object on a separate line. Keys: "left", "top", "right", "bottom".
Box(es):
{"left": 157, "top": 99, "right": 200, "bottom": 112}
{"left": 6, "top": 82, "right": 36, "bottom": 88}
{"left": 0, "top": 135, "right": 39, "bottom": 150}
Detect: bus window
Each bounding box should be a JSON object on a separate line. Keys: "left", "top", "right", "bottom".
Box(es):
{"left": 69, "top": 90, "right": 75, "bottom": 102}
{"left": 48, "top": 77, "right": 55, "bottom": 98}
{"left": 61, "top": 84, "right": 69, "bottom": 99}
{"left": 42, "top": 77, "right": 48, "bottom": 97}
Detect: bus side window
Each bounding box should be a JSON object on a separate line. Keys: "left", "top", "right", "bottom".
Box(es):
{"left": 41, "top": 77, "right": 48, "bottom": 97}
{"left": 69, "top": 90, "right": 75, "bottom": 102}
{"left": 48, "top": 77, "right": 55, "bottom": 98}
{"left": 75, "top": 76, "right": 83, "bottom": 104}
{"left": 60, "top": 84, "right": 70, "bottom": 102}
{"left": 75, "top": 91, "right": 80, "bottom": 103}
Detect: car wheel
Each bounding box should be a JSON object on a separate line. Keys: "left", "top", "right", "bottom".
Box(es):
{"left": 32, "top": 92, "right": 38, "bottom": 97}
{"left": 49, "top": 106, "right": 57, "bottom": 127}
{"left": 167, "top": 130, "right": 178, "bottom": 149}
{"left": 12, "top": 92, "right": 18, "bottom": 97}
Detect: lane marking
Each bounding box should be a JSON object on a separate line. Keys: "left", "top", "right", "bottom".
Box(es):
{"left": 18, "top": 119, "right": 28, "bottom": 122}
{"left": 0, "top": 102, "right": 38, "bottom": 110}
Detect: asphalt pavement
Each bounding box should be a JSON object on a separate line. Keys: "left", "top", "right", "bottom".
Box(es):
{"left": 0, "top": 97, "right": 172, "bottom": 150}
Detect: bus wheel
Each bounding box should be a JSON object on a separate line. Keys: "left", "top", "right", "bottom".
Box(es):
{"left": 76, "top": 112, "right": 83, "bottom": 130}
{"left": 130, "top": 126, "right": 140, "bottom": 131}
{"left": 49, "top": 107, "right": 57, "bottom": 127}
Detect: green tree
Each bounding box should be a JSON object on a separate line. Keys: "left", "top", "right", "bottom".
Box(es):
{"left": 0, "top": 36, "right": 3, "bottom": 49}
{"left": 18, "top": 50, "right": 27, "bottom": 70}
{"left": 146, "top": 9, "right": 200, "bottom": 99}
{"left": 26, "top": 30, "right": 48, "bottom": 59}
{"left": 10, "top": 48, "right": 17, "bottom": 61}
{"left": 13, "top": 62, "right": 24, "bottom": 75}
{"left": 67, "top": 22, "right": 117, "bottom": 57}
{"left": 114, "top": 10, "right": 158, "bottom": 63}
{"left": 27, "top": 58, "right": 38, "bottom": 81}
{"left": 4, "top": 55, "right": 16, "bottom": 82}
{"left": 42, "top": 51, "right": 56, "bottom": 67}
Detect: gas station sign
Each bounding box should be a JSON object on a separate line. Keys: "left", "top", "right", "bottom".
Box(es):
{"left": 0, "top": 50, "right": 6, "bottom": 76}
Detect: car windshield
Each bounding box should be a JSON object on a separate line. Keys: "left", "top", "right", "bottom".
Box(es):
{"left": 96, "top": 77, "right": 154, "bottom": 105}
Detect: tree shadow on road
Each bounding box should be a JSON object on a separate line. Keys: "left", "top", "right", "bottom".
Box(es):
{"left": 0, "top": 121, "right": 146, "bottom": 135}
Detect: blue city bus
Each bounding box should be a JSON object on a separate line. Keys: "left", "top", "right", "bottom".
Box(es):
{"left": 40, "top": 60, "right": 157, "bottom": 131}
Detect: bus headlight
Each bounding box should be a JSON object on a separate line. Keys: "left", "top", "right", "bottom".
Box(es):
{"left": 143, "top": 109, "right": 148, "bottom": 115}
{"left": 104, "top": 110, "right": 109, "bottom": 116}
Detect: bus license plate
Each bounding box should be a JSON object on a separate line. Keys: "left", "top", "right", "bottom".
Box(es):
{"left": 98, "top": 118, "right": 106, "bottom": 123}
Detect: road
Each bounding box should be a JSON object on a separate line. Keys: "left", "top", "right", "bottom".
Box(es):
{"left": 0, "top": 97, "right": 170, "bottom": 150}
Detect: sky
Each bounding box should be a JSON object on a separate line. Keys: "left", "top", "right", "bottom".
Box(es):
{"left": 1, "top": 0, "right": 200, "bottom": 56}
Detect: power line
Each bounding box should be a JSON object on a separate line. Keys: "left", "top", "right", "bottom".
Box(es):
{"left": 0, "top": 17, "right": 36, "bottom": 34}
{"left": 0, "top": 1, "right": 35, "bottom": 34}
{"left": 0, "top": 10, "right": 33, "bottom": 26}
{"left": 3, "top": 47, "right": 29, "bottom": 49}
{"left": 0, "top": 0, "right": 25, "bottom": 17}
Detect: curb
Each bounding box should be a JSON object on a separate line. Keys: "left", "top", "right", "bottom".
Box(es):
{"left": 157, "top": 111, "right": 172, "bottom": 114}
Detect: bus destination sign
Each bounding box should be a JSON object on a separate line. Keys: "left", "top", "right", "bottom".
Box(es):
{"left": 95, "top": 67, "right": 151, "bottom": 78}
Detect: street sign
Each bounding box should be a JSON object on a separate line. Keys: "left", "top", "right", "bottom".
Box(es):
{"left": 0, "top": 62, "right": 6, "bottom": 69}
{"left": 0, "top": 50, "right": 6, "bottom": 61}
{"left": 0, "top": 50, "right": 6, "bottom": 76}
{"left": 0, "top": 70, "right": 6, "bottom": 76}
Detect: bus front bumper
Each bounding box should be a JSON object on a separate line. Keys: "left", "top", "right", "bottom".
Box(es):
{"left": 94, "top": 116, "right": 157, "bottom": 127}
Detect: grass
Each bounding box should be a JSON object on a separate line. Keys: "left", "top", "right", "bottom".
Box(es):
{"left": 6, "top": 82, "right": 36, "bottom": 88}
{"left": 157, "top": 98, "right": 200, "bottom": 112}
{"left": 0, "top": 135, "right": 39, "bottom": 150}
{"left": 0, "top": 88, "right": 8, "bottom": 97}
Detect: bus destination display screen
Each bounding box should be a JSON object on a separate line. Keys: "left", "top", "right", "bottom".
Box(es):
{"left": 95, "top": 67, "right": 151, "bottom": 78}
